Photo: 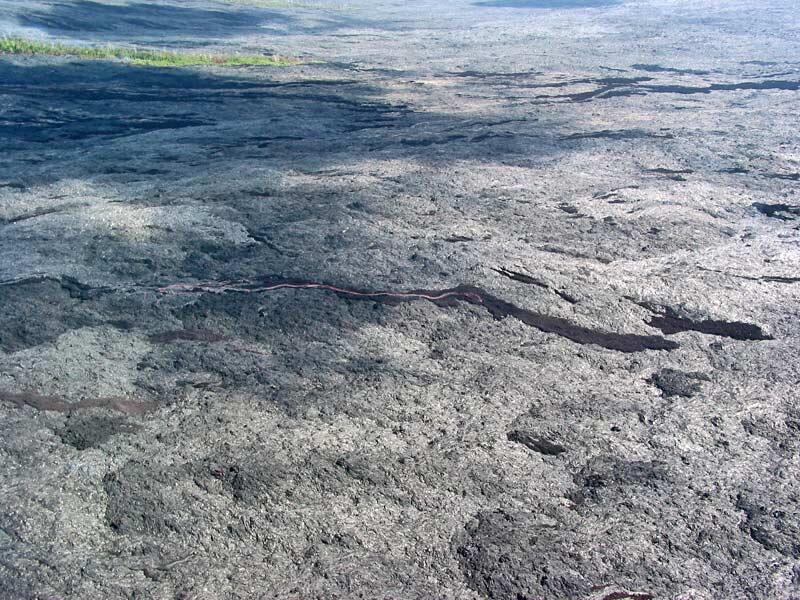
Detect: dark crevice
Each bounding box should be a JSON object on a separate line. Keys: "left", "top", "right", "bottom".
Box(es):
{"left": 492, "top": 267, "right": 548, "bottom": 288}
{"left": 397, "top": 134, "right": 467, "bottom": 147}
{"left": 439, "top": 117, "right": 530, "bottom": 132}
{"left": 1, "top": 203, "right": 87, "bottom": 225}
{"left": 752, "top": 202, "right": 800, "bottom": 220}
{"left": 546, "top": 76, "right": 652, "bottom": 88}
{"left": 0, "top": 275, "right": 115, "bottom": 300}
{"left": 761, "top": 172, "right": 800, "bottom": 181}
{"left": 562, "top": 129, "right": 673, "bottom": 141}
{"left": 637, "top": 302, "right": 773, "bottom": 341}
{"left": 537, "top": 78, "right": 800, "bottom": 103}
{"left": 469, "top": 131, "right": 517, "bottom": 143}
{"left": 643, "top": 167, "right": 693, "bottom": 181}
{"left": 241, "top": 227, "right": 289, "bottom": 255}
{"left": 592, "top": 186, "right": 638, "bottom": 200}
{"left": 507, "top": 430, "right": 567, "bottom": 455}
{"left": 631, "top": 63, "right": 709, "bottom": 76}
{"left": 58, "top": 276, "right": 113, "bottom": 301}
{"left": 147, "top": 329, "right": 228, "bottom": 344}
{"left": 643, "top": 168, "right": 694, "bottom": 175}
{"left": 697, "top": 267, "right": 800, "bottom": 284}
{"left": 557, "top": 203, "right": 580, "bottom": 214}
{"left": 0, "top": 181, "right": 25, "bottom": 190}
{"left": 445, "top": 69, "right": 542, "bottom": 79}
{"left": 553, "top": 290, "right": 579, "bottom": 304}
{"left": 0, "top": 274, "right": 112, "bottom": 301}
{"left": 366, "top": 135, "right": 471, "bottom": 150}
{"left": 492, "top": 267, "right": 578, "bottom": 304}
{"left": 160, "top": 276, "right": 678, "bottom": 353}
{"left": 339, "top": 115, "right": 409, "bottom": 133}
{"left": 663, "top": 80, "right": 800, "bottom": 93}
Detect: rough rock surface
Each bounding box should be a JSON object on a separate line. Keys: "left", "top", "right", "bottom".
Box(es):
{"left": 0, "top": 0, "right": 798, "bottom": 598}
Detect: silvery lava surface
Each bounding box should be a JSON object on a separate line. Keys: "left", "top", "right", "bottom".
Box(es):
{"left": 0, "top": 0, "right": 798, "bottom": 598}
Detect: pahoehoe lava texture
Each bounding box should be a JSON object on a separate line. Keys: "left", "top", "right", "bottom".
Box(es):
{"left": 159, "top": 276, "right": 679, "bottom": 353}
{"left": 2, "top": 1, "right": 799, "bottom": 598}
{"left": 0, "top": 391, "right": 155, "bottom": 415}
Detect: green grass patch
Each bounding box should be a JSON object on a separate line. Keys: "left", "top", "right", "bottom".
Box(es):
{"left": 0, "top": 37, "right": 299, "bottom": 67}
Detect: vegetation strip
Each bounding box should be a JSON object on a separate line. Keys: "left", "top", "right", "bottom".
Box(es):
{"left": 0, "top": 37, "right": 297, "bottom": 67}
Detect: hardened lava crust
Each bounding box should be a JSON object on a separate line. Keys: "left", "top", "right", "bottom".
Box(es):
{"left": 0, "top": 0, "right": 798, "bottom": 598}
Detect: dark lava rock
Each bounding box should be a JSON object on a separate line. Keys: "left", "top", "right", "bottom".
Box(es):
{"left": 648, "top": 368, "right": 709, "bottom": 398}
{"left": 454, "top": 455, "right": 789, "bottom": 600}
{"left": 569, "top": 456, "right": 670, "bottom": 507}
{"left": 752, "top": 202, "right": 800, "bottom": 221}
{"left": 199, "top": 459, "right": 289, "bottom": 505}
{"left": 644, "top": 305, "right": 773, "bottom": 341}
{"left": 103, "top": 461, "right": 190, "bottom": 535}
{"left": 454, "top": 509, "right": 592, "bottom": 600}
{"left": 736, "top": 492, "right": 800, "bottom": 558}
{"left": 59, "top": 413, "right": 139, "bottom": 450}
{"left": 0, "top": 279, "right": 96, "bottom": 352}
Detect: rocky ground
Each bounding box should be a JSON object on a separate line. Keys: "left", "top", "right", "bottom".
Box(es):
{"left": 0, "top": 0, "right": 799, "bottom": 598}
